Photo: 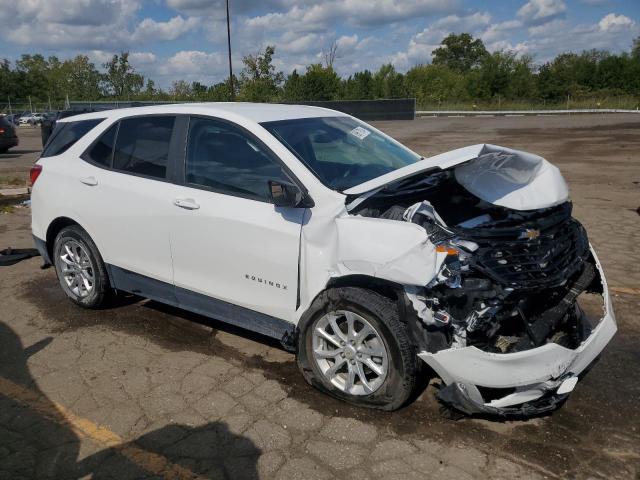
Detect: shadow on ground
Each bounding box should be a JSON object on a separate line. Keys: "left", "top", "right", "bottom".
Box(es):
{"left": 0, "top": 321, "right": 261, "bottom": 479}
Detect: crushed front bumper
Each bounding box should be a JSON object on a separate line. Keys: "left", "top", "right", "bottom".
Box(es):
{"left": 418, "top": 247, "right": 617, "bottom": 417}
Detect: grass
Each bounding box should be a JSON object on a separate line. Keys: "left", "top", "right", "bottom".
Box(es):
{"left": 0, "top": 176, "right": 26, "bottom": 187}
{"left": 417, "top": 96, "right": 640, "bottom": 111}
{"left": 0, "top": 205, "right": 15, "bottom": 214}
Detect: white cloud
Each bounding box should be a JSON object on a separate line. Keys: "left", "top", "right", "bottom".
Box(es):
{"left": 598, "top": 13, "right": 635, "bottom": 32}
{"left": 336, "top": 34, "right": 359, "bottom": 55}
{"left": 278, "top": 33, "right": 324, "bottom": 54}
{"left": 158, "top": 50, "right": 227, "bottom": 77}
{"left": 243, "top": 0, "right": 459, "bottom": 36}
{"left": 129, "top": 52, "right": 158, "bottom": 65}
{"left": 525, "top": 14, "right": 639, "bottom": 62}
{"left": 517, "top": 0, "right": 567, "bottom": 26}
{"left": 387, "top": 11, "right": 495, "bottom": 69}
{"left": 132, "top": 16, "right": 200, "bottom": 42}
{"left": 0, "top": 0, "right": 197, "bottom": 50}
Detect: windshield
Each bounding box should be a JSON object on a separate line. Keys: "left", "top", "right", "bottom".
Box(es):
{"left": 261, "top": 116, "right": 420, "bottom": 190}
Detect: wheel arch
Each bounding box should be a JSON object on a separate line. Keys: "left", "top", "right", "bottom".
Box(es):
{"left": 307, "top": 275, "right": 434, "bottom": 354}
{"left": 45, "top": 217, "right": 85, "bottom": 261}
{"left": 325, "top": 275, "right": 404, "bottom": 303}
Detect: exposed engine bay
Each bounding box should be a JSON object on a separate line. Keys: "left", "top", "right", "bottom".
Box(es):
{"left": 350, "top": 167, "right": 600, "bottom": 356}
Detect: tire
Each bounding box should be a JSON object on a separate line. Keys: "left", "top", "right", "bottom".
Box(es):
{"left": 0, "top": 148, "right": 8, "bottom": 154}
{"left": 297, "top": 287, "right": 418, "bottom": 411}
{"left": 53, "top": 225, "right": 110, "bottom": 308}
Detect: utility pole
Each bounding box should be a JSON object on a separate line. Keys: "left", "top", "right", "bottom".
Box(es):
{"left": 7, "top": 96, "right": 12, "bottom": 115}
{"left": 225, "top": 0, "right": 234, "bottom": 101}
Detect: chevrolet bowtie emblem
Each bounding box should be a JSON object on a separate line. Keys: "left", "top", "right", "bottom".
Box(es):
{"left": 520, "top": 229, "right": 541, "bottom": 240}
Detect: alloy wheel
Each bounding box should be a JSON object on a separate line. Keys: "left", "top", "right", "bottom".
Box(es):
{"left": 57, "top": 239, "right": 95, "bottom": 298}
{"left": 312, "top": 310, "right": 389, "bottom": 395}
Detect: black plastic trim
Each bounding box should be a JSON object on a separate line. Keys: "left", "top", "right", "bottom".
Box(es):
{"left": 106, "top": 264, "right": 296, "bottom": 342}
{"left": 32, "top": 235, "right": 51, "bottom": 266}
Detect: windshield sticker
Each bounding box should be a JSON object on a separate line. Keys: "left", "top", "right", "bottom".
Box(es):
{"left": 350, "top": 126, "right": 371, "bottom": 140}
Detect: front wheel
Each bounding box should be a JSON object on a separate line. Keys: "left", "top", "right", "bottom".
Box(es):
{"left": 53, "top": 225, "right": 110, "bottom": 308}
{"left": 297, "top": 287, "right": 418, "bottom": 411}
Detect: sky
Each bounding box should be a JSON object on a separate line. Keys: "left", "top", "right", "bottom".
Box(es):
{"left": 0, "top": 0, "right": 638, "bottom": 89}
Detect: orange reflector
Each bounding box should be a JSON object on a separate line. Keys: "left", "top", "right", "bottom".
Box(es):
{"left": 436, "top": 245, "right": 459, "bottom": 255}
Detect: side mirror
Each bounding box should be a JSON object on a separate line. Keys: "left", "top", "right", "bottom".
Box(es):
{"left": 268, "top": 180, "right": 314, "bottom": 208}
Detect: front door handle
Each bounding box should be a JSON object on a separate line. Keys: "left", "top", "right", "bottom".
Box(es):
{"left": 79, "top": 176, "right": 98, "bottom": 186}
{"left": 173, "top": 198, "right": 200, "bottom": 210}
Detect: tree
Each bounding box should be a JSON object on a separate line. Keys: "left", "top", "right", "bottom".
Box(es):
{"left": 60, "top": 56, "right": 102, "bottom": 100}
{"left": 170, "top": 80, "right": 193, "bottom": 99}
{"left": 282, "top": 69, "right": 304, "bottom": 101}
{"left": 239, "top": 45, "right": 284, "bottom": 102}
{"left": 15, "top": 54, "right": 51, "bottom": 100}
{"left": 143, "top": 79, "right": 157, "bottom": 97}
{"left": 432, "top": 33, "right": 488, "bottom": 72}
{"left": 0, "top": 60, "right": 19, "bottom": 101}
{"left": 343, "top": 70, "right": 374, "bottom": 99}
{"left": 405, "top": 64, "right": 466, "bottom": 105}
{"left": 298, "top": 64, "right": 341, "bottom": 101}
{"left": 208, "top": 79, "right": 236, "bottom": 101}
{"left": 323, "top": 40, "right": 339, "bottom": 68}
{"left": 372, "top": 64, "right": 406, "bottom": 98}
{"left": 102, "top": 52, "right": 144, "bottom": 99}
{"left": 632, "top": 37, "right": 640, "bottom": 61}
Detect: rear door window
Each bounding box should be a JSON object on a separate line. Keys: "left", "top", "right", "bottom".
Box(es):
{"left": 41, "top": 119, "right": 104, "bottom": 157}
{"left": 112, "top": 116, "right": 175, "bottom": 180}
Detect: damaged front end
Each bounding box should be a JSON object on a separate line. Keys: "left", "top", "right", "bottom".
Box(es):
{"left": 348, "top": 145, "right": 617, "bottom": 417}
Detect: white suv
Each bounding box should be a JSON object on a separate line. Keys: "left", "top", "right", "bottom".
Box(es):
{"left": 31, "top": 104, "right": 616, "bottom": 416}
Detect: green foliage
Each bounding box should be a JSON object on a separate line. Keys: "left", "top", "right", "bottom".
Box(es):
{"left": 59, "top": 56, "right": 102, "bottom": 100}
{"left": 239, "top": 46, "right": 284, "bottom": 102}
{"left": 102, "top": 52, "right": 144, "bottom": 99}
{"left": 282, "top": 69, "right": 304, "bottom": 101}
{"left": 405, "top": 64, "right": 467, "bottom": 104}
{"left": 0, "top": 34, "right": 639, "bottom": 111}
{"left": 432, "top": 33, "right": 488, "bottom": 72}
{"left": 343, "top": 70, "right": 374, "bottom": 100}
{"left": 296, "top": 64, "right": 341, "bottom": 101}
{"left": 632, "top": 37, "right": 640, "bottom": 61}
{"left": 372, "top": 64, "right": 407, "bottom": 99}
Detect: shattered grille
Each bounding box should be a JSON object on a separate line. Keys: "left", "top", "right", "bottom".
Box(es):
{"left": 467, "top": 218, "right": 589, "bottom": 290}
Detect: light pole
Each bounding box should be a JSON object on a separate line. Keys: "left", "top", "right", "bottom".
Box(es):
{"left": 226, "top": 0, "right": 234, "bottom": 101}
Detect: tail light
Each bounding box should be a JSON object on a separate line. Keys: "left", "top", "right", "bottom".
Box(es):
{"left": 30, "top": 164, "right": 42, "bottom": 185}
{"left": 0, "top": 127, "right": 5, "bottom": 135}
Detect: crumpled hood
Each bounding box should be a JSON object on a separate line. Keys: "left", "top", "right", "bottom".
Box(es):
{"left": 344, "top": 144, "right": 569, "bottom": 211}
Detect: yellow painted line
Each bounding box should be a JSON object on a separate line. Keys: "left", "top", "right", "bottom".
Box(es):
{"left": 0, "top": 376, "right": 205, "bottom": 480}
{"left": 610, "top": 287, "right": 640, "bottom": 296}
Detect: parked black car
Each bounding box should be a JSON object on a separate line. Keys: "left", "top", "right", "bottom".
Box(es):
{"left": 0, "top": 116, "right": 19, "bottom": 153}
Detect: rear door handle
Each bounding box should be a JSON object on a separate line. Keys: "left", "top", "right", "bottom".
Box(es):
{"left": 79, "top": 176, "right": 98, "bottom": 186}
{"left": 173, "top": 198, "right": 200, "bottom": 210}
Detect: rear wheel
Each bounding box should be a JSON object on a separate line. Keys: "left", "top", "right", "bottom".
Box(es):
{"left": 53, "top": 225, "right": 110, "bottom": 308}
{"left": 297, "top": 287, "right": 417, "bottom": 411}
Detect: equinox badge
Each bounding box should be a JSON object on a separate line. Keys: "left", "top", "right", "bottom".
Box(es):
{"left": 245, "top": 274, "right": 288, "bottom": 290}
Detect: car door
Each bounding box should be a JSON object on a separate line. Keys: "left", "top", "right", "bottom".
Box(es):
{"left": 170, "top": 116, "right": 306, "bottom": 322}
{"left": 78, "top": 115, "right": 181, "bottom": 293}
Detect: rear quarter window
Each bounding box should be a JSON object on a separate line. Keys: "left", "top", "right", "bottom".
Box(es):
{"left": 41, "top": 119, "right": 104, "bottom": 158}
